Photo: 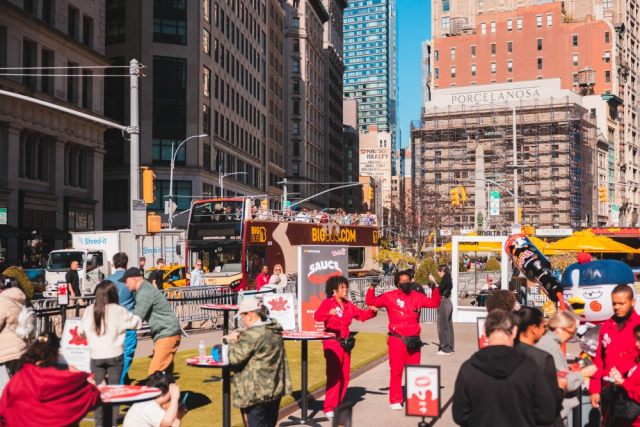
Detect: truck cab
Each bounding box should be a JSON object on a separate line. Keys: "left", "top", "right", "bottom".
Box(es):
{"left": 44, "top": 249, "right": 109, "bottom": 297}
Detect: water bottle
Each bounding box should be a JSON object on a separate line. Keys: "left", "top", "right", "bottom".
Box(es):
{"left": 198, "top": 340, "right": 206, "bottom": 363}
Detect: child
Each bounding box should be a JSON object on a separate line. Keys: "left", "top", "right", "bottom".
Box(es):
{"left": 124, "top": 371, "right": 187, "bottom": 427}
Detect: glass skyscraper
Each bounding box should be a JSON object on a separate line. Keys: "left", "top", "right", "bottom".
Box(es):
{"left": 343, "top": 0, "right": 397, "bottom": 159}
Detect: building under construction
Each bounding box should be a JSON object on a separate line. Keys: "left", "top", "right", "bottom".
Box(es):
{"left": 411, "top": 80, "right": 597, "bottom": 231}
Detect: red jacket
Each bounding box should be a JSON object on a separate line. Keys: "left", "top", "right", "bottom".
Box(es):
{"left": 366, "top": 287, "right": 441, "bottom": 337}
{"left": 0, "top": 363, "right": 101, "bottom": 427}
{"left": 314, "top": 296, "right": 377, "bottom": 339}
{"left": 619, "top": 361, "right": 640, "bottom": 427}
{"left": 589, "top": 310, "right": 640, "bottom": 394}
{"left": 256, "top": 273, "right": 270, "bottom": 291}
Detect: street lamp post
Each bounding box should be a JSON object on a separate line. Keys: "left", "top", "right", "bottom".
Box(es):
{"left": 219, "top": 172, "right": 248, "bottom": 197}
{"left": 168, "top": 134, "right": 207, "bottom": 228}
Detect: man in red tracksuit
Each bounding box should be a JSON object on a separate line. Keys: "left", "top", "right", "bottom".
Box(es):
{"left": 366, "top": 277, "right": 441, "bottom": 410}
{"left": 589, "top": 284, "right": 640, "bottom": 425}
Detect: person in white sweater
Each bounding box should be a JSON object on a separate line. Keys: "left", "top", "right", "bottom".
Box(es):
{"left": 79, "top": 280, "right": 142, "bottom": 427}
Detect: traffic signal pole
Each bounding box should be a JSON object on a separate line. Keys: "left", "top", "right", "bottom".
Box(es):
{"left": 129, "top": 59, "right": 141, "bottom": 263}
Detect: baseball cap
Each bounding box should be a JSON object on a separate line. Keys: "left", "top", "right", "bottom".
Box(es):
{"left": 119, "top": 267, "right": 143, "bottom": 282}
{"left": 238, "top": 298, "right": 262, "bottom": 314}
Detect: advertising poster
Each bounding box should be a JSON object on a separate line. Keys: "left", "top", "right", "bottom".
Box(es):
{"left": 59, "top": 318, "right": 91, "bottom": 373}
{"left": 263, "top": 293, "right": 296, "bottom": 331}
{"left": 298, "top": 245, "right": 348, "bottom": 332}
{"left": 526, "top": 281, "right": 554, "bottom": 316}
{"left": 406, "top": 365, "right": 440, "bottom": 418}
{"left": 477, "top": 317, "right": 489, "bottom": 349}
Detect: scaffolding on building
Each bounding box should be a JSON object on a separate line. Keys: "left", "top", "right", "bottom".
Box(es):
{"left": 411, "top": 97, "right": 597, "bottom": 231}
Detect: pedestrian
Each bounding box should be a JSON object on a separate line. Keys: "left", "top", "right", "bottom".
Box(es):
{"left": 485, "top": 289, "right": 517, "bottom": 312}
{"left": 262, "top": 264, "right": 286, "bottom": 292}
{"left": 255, "top": 265, "right": 270, "bottom": 291}
{"left": 104, "top": 252, "right": 137, "bottom": 384}
{"left": 515, "top": 306, "right": 565, "bottom": 425}
{"left": 78, "top": 280, "right": 142, "bottom": 426}
{"left": 0, "top": 276, "right": 30, "bottom": 396}
{"left": 537, "top": 311, "right": 598, "bottom": 423}
{"left": 609, "top": 324, "right": 640, "bottom": 427}
{"left": 366, "top": 269, "right": 441, "bottom": 409}
{"left": 148, "top": 258, "right": 166, "bottom": 290}
{"left": 123, "top": 371, "right": 187, "bottom": 427}
{"left": 314, "top": 276, "right": 378, "bottom": 418}
{"left": 119, "top": 268, "right": 182, "bottom": 375}
{"left": 433, "top": 264, "right": 454, "bottom": 355}
{"left": 589, "top": 284, "right": 640, "bottom": 424}
{"left": 0, "top": 333, "right": 101, "bottom": 427}
{"left": 66, "top": 259, "right": 81, "bottom": 301}
{"left": 225, "top": 298, "right": 292, "bottom": 427}
{"left": 189, "top": 259, "right": 205, "bottom": 287}
{"left": 139, "top": 257, "right": 146, "bottom": 272}
{"left": 452, "top": 310, "right": 556, "bottom": 427}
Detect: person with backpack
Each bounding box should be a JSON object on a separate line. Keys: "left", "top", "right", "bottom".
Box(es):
{"left": 0, "top": 275, "right": 34, "bottom": 397}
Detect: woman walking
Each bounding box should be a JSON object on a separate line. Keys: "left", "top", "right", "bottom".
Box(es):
{"left": 314, "top": 276, "right": 378, "bottom": 417}
{"left": 433, "top": 265, "right": 454, "bottom": 355}
{"left": 79, "top": 280, "right": 142, "bottom": 426}
{"left": 0, "top": 275, "right": 31, "bottom": 396}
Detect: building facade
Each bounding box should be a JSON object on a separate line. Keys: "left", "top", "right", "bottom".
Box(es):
{"left": 359, "top": 125, "right": 392, "bottom": 216}
{"left": 0, "top": 0, "right": 109, "bottom": 265}
{"left": 343, "top": 124, "right": 362, "bottom": 212}
{"left": 103, "top": 0, "right": 270, "bottom": 229}
{"left": 421, "top": 39, "right": 431, "bottom": 106}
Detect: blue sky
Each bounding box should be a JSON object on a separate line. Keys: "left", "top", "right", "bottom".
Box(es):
{"left": 396, "top": 0, "right": 431, "bottom": 149}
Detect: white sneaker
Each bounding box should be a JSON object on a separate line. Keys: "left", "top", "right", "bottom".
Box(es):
{"left": 324, "top": 411, "right": 334, "bottom": 418}
{"left": 390, "top": 403, "right": 403, "bottom": 410}
{"left": 437, "top": 350, "right": 454, "bottom": 356}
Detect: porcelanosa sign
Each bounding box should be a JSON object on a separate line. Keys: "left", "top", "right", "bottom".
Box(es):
{"left": 451, "top": 87, "right": 542, "bottom": 105}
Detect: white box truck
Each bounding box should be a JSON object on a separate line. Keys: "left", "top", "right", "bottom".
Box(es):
{"left": 44, "top": 230, "right": 185, "bottom": 296}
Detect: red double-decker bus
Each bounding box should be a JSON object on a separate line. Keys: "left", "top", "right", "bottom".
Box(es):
{"left": 186, "top": 198, "right": 380, "bottom": 289}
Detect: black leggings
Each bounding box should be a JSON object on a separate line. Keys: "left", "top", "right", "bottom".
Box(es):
{"left": 241, "top": 398, "right": 282, "bottom": 427}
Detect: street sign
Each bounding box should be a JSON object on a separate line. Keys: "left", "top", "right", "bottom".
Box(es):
{"left": 164, "top": 200, "right": 177, "bottom": 216}
{"left": 0, "top": 207, "right": 6, "bottom": 225}
{"left": 132, "top": 199, "right": 147, "bottom": 236}
{"left": 489, "top": 191, "right": 500, "bottom": 216}
{"left": 406, "top": 365, "right": 440, "bottom": 418}
{"left": 611, "top": 205, "right": 620, "bottom": 226}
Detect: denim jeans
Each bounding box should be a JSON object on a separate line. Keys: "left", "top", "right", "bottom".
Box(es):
{"left": 437, "top": 297, "right": 455, "bottom": 353}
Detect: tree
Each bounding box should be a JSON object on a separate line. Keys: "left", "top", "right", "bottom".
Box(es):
{"left": 373, "top": 249, "right": 417, "bottom": 270}
{"left": 484, "top": 258, "right": 501, "bottom": 271}
{"left": 415, "top": 258, "right": 440, "bottom": 285}
{"left": 3, "top": 266, "right": 34, "bottom": 299}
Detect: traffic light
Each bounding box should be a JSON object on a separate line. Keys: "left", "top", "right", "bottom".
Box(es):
{"left": 142, "top": 167, "right": 156, "bottom": 205}
{"left": 518, "top": 206, "right": 522, "bottom": 223}
{"left": 599, "top": 186, "right": 608, "bottom": 203}
{"left": 367, "top": 186, "right": 374, "bottom": 200}
{"left": 147, "top": 212, "right": 161, "bottom": 233}
{"left": 460, "top": 186, "right": 467, "bottom": 205}
{"left": 450, "top": 187, "right": 460, "bottom": 206}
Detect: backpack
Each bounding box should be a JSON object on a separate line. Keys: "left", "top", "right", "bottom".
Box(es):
{"left": 1, "top": 297, "right": 37, "bottom": 340}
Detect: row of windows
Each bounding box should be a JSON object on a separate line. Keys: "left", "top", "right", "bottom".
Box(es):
{"left": 213, "top": 110, "right": 263, "bottom": 159}
{"left": 211, "top": 39, "right": 262, "bottom": 104}
{"left": 436, "top": 61, "right": 612, "bottom": 82}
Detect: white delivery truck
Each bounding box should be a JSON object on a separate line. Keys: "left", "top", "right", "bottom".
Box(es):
{"left": 44, "top": 230, "right": 185, "bottom": 296}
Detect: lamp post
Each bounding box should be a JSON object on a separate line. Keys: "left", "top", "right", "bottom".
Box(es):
{"left": 168, "top": 134, "right": 207, "bottom": 228}
{"left": 219, "top": 172, "right": 248, "bottom": 197}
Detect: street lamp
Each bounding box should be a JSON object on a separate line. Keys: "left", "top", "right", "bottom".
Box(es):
{"left": 168, "top": 134, "right": 207, "bottom": 228}
{"left": 219, "top": 172, "right": 248, "bottom": 197}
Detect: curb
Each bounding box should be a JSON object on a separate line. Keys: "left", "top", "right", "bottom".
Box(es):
{"left": 278, "top": 353, "right": 390, "bottom": 420}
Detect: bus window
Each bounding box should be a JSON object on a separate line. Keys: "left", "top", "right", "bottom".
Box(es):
{"left": 246, "top": 247, "right": 266, "bottom": 280}
{"left": 348, "top": 247, "right": 365, "bottom": 269}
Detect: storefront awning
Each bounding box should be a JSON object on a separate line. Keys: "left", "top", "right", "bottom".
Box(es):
{"left": 0, "top": 225, "right": 28, "bottom": 239}
{"left": 28, "top": 227, "right": 71, "bottom": 241}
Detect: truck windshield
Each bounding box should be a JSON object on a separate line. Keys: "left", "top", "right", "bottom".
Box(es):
{"left": 47, "top": 252, "right": 84, "bottom": 272}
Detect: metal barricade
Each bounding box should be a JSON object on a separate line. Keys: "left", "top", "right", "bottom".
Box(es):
{"left": 35, "top": 296, "right": 95, "bottom": 336}
{"left": 161, "top": 286, "right": 237, "bottom": 332}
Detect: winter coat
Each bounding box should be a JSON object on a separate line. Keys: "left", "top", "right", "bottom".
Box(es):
{"left": 366, "top": 287, "right": 441, "bottom": 336}
{"left": 0, "top": 288, "right": 28, "bottom": 364}
{"left": 78, "top": 303, "right": 142, "bottom": 359}
{"left": 228, "top": 319, "right": 292, "bottom": 408}
{"left": 452, "top": 345, "right": 556, "bottom": 427}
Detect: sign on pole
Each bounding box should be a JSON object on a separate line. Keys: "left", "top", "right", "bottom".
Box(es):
{"left": 263, "top": 293, "right": 296, "bottom": 331}
{"left": 298, "top": 245, "right": 348, "bottom": 332}
{"left": 611, "top": 205, "right": 620, "bottom": 227}
{"left": 489, "top": 191, "right": 500, "bottom": 216}
{"left": 132, "top": 199, "right": 147, "bottom": 236}
{"left": 57, "top": 282, "right": 69, "bottom": 305}
{"left": 406, "top": 365, "right": 441, "bottom": 418}
{"left": 59, "top": 318, "right": 91, "bottom": 373}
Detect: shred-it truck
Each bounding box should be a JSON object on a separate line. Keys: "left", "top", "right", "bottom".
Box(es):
{"left": 44, "top": 230, "right": 185, "bottom": 297}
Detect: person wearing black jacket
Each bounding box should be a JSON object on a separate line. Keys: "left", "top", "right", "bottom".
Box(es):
{"left": 515, "top": 307, "right": 564, "bottom": 427}
{"left": 432, "top": 265, "right": 454, "bottom": 355}
{"left": 453, "top": 310, "right": 556, "bottom": 427}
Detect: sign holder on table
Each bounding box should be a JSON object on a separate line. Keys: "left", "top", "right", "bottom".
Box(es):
{"left": 405, "top": 365, "right": 441, "bottom": 427}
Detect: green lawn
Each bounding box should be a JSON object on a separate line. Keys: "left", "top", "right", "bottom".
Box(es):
{"left": 81, "top": 332, "right": 388, "bottom": 427}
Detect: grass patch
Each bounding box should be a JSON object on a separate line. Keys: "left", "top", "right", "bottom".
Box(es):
{"left": 81, "top": 332, "right": 388, "bottom": 427}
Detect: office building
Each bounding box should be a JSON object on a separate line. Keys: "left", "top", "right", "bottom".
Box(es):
{"left": 359, "top": 125, "right": 392, "bottom": 217}
{"left": 421, "top": 40, "right": 431, "bottom": 106}
{"left": 343, "top": 124, "right": 362, "bottom": 212}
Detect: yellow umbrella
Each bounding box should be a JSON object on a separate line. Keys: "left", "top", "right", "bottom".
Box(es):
{"left": 435, "top": 236, "right": 503, "bottom": 252}
{"left": 596, "top": 235, "right": 640, "bottom": 254}
{"left": 543, "top": 230, "right": 640, "bottom": 254}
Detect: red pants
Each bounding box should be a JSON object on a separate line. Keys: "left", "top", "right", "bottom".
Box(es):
{"left": 388, "top": 335, "right": 421, "bottom": 404}
{"left": 323, "top": 339, "right": 351, "bottom": 413}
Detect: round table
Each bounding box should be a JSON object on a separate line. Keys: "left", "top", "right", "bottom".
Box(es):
{"left": 187, "top": 356, "right": 232, "bottom": 427}
{"left": 280, "top": 331, "right": 336, "bottom": 427}
{"left": 201, "top": 304, "right": 239, "bottom": 335}
{"left": 98, "top": 385, "right": 162, "bottom": 427}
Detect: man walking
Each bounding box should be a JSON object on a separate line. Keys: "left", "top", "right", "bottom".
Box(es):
{"left": 139, "top": 257, "right": 146, "bottom": 271}
{"left": 189, "top": 260, "right": 205, "bottom": 287}
{"left": 104, "top": 252, "right": 137, "bottom": 384}
{"left": 120, "top": 268, "right": 181, "bottom": 375}
{"left": 452, "top": 310, "right": 556, "bottom": 426}
{"left": 66, "top": 260, "right": 80, "bottom": 301}
{"left": 148, "top": 258, "right": 165, "bottom": 290}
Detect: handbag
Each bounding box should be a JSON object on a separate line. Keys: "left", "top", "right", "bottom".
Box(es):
{"left": 388, "top": 333, "right": 424, "bottom": 350}
{"left": 614, "top": 395, "right": 640, "bottom": 421}
{"left": 339, "top": 337, "right": 356, "bottom": 352}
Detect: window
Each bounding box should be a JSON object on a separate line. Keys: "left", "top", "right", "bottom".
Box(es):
{"left": 537, "top": 57, "right": 543, "bottom": 70}
{"left": 153, "top": 0, "right": 187, "bottom": 45}
{"left": 203, "top": 66, "right": 210, "bottom": 97}
{"left": 293, "top": 81, "right": 300, "bottom": 94}
{"left": 603, "top": 0, "right": 612, "bottom": 8}
{"left": 507, "top": 60, "right": 513, "bottom": 72}
{"left": 292, "top": 17, "right": 299, "bottom": 27}
{"left": 491, "top": 21, "right": 496, "bottom": 33}
{"left": 434, "top": 68, "right": 439, "bottom": 79}
{"left": 292, "top": 164, "right": 299, "bottom": 177}
{"left": 573, "top": 53, "right": 578, "bottom": 66}
{"left": 573, "top": 73, "right": 578, "bottom": 85}
{"left": 293, "top": 142, "right": 300, "bottom": 156}
{"left": 604, "top": 51, "right": 611, "bottom": 63}
{"left": 83, "top": 16, "right": 94, "bottom": 47}
{"left": 491, "top": 62, "right": 496, "bottom": 74}
{"left": 106, "top": 0, "right": 125, "bottom": 44}
{"left": 66, "top": 61, "right": 78, "bottom": 104}
{"left": 507, "top": 19, "right": 512, "bottom": 31}
{"left": 203, "top": 105, "right": 210, "bottom": 135}
{"left": 203, "top": 29, "right": 210, "bottom": 54}
{"left": 293, "top": 39, "right": 299, "bottom": 52}
{"left": 572, "top": 35, "right": 578, "bottom": 47}
{"left": 443, "top": 0, "right": 450, "bottom": 12}
{"left": 478, "top": 0, "right": 483, "bottom": 6}
{"left": 450, "top": 48, "right": 456, "bottom": 60}
{"left": 293, "top": 100, "right": 300, "bottom": 115}
{"left": 537, "top": 38, "right": 542, "bottom": 51}
{"left": 605, "top": 70, "right": 611, "bottom": 83}
{"left": 434, "top": 50, "right": 439, "bottom": 61}
{"left": 470, "top": 45, "right": 475, "bottom": 57}
{"left": 292, "top": 122, "right": 299, "bottom": 135}
{"left": 471, "top": 64, "right": 476, "bottom": 76}
{"left": 153, "top": 138, "right": 185, "bottom": 165}
{"left": 82, "top": 70, "right": 92, "bottom": 109}
{"left": 203, "top": 0, "right": 210, "bottom": 22}
{"left": 605, "top": 31, "right": 610, "bottom": 44}
{"left": 507, "top": 41, "right": 512, "bottom": 54}
{"left": 547, "top": 13, "right": 552, "bottom": 27}
{"left": 517, "top": 17, "right": 522, "bottom": 30}
{"left": 450, "top": 66, "right": 456, "bottom": 78}
{"left": 150, "top": 181, "right": 191, "bottom": 211}
{"left": 536, "top": 15, "right": 542, "bottom": 27}
{"left": 152, "top": 56, "right": 187, "bottom": 141}
{"left": 491, "top": 43, "right": 496, "bottom": 55}
{"left": 481, "top": 22, "right": 486, "bottom": 34}
{"left": 293, "top": 60, "right": 299, "bottom": 73}
{"left": 442, "top": 16, "right": 450, "bottom": 30}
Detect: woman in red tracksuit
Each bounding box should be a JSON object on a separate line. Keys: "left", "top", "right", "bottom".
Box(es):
{"left": 366, "top": 276, "right": 441, "bottom": 410}
{"left": 314, "top": 276, "right": 378, "bottom": 418}
{"left": 610, "top": 323, "right": 640, "bottom": 427}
